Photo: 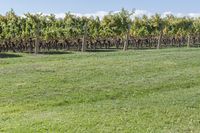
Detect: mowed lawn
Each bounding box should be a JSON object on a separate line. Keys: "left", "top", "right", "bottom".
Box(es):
{"left": 0, "top": 48, "right": 200, "bottom": 132}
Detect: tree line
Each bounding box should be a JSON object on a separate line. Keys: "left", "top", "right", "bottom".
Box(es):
{"left": 0, "top": 9, "right": 200, "bottom": 53}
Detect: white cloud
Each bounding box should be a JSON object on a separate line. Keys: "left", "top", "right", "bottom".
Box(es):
{"left": 56, "top": 10, "right": 152, "bottom": 19}
{"left": 162, "top": 11, "right": 173, "bottom": 17}
{"left": 162, "top": 12, "right": 200, "bottom": 18}
{"left": 71, "top": 11, "right": 108, "bottom": 19}
{"left": 53, "top": 10, "right": 153, "bottom": 19}
{"left": 54, "top": 13, "right": 65, "bottom": 18}
{"left": 133, "top": 10, "right": 153, "bottom": 18}
{"left": 20, "top": 10, "right": 200, "bottom": 19}
{"left": 187, "top": 13, "right": 200, "bottom": 18}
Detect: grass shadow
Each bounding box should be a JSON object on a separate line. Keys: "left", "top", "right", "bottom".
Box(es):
{"left": 39, "top": 51, "right": 73, "bottom": 55}
{"left": 87, "top": 49, "right": 119, "bottom": 52}
{"left": 0, "top": 53, "right": 22, "bottom": 58}
{"left": 132, "top": 47, "right": 157, "bottom": 51}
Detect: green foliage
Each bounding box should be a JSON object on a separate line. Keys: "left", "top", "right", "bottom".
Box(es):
{"left": 131, "top": 15, "right": 151, "bottom": 37}
{"left": 100, "top": 9, "right": 133, "bottom": 38}
{"left": 0, "top": 9, "right": 200, "bottom": 41}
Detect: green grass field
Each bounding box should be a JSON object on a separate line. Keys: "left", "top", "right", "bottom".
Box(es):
{"left": 1, "top": 48, "right": 200, "bottom": 132}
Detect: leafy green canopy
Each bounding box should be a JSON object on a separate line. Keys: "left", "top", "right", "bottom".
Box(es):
{"left": 0, "top": 9, "right": 199, "bottom": 41}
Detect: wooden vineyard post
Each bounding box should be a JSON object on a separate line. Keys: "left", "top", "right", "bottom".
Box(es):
{"left": 123, "top": 24, "right": 130, "bottom": 51}
{"left": 82, "top": 24, "right": 87, "bottom": 52}
{"left": 157, "top": 30, "right": 163, "bottom": 49}
{"left": 187, "top": 34, "right": 190, "bottom": 48}
{"left": 35, "top": 38, "right": 39, "bottom": 54}
{"left": 35, "top": 24, "right": 40, "bottom": 54}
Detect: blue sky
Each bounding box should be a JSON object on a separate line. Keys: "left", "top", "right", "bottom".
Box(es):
{"left": 0, "top": 0, "right": 200, "bottom": 16}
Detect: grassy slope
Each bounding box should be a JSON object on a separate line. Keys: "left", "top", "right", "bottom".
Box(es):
{"left": 0, "top": 48, "right": 200, "bottom": 132}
